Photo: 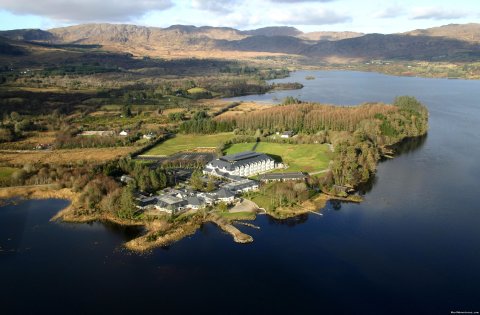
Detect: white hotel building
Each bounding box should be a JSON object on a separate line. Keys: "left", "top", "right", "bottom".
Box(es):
{"left": 204, "top": 151, "right": 276, "bottom": 178}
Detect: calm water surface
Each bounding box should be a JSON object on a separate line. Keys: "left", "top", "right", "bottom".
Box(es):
{"left": 1, "top": 71, "right": 480, "bottom": 315}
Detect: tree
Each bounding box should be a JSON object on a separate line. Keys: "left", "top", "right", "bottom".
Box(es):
{"left": 190, "top": 170, "right": 204, "bottom": 191}
{"left": 122, "top": 104, "right": 132, "bottom": 118}
{"left": 118, "top": 185, "right": 136, "bottom": 219}
{"left": 0, "top": 127, "right": 14, "bottom": 143}
{"left": 217, "top": 202, "right": 228, "bottom": 213}
{"left": 206, "top": 178, "right": 216, "bottom": 192}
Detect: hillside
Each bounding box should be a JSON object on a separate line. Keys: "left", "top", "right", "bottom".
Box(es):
{"left": 405, "top": 23, "right": 480, "bottom": 43}
{"left": 1, "top": 23, "right": 480, "bottom": 63}
{"left": 300, "top": 31, "right": 364, "bottom": 41}
{"left": 303, "top": 33, "right": 480, "bottom": 62}
{"left": 242, "top": 26, "right": 303, "bottom": 37}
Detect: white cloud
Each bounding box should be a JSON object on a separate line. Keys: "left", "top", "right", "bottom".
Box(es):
{"left": 374, "top": 4, "right": 406, "bottom": 19}
{"left": 191, "top": 0, "right": 241, "bottom": 13}
{"left": 410, "top": 7, "right": 467, "bottom": 20}
{"left": 269, "top": 0, "right": 335, "bottom": 2}
{"left": 268, "top": 7, "right": 351, "bottom": 25}
{"left": 0, "top": 0, "right": 173, "bottom": 22}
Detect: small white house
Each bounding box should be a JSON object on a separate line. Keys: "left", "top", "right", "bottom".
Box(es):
{"left": 214, "top": 188, "right": 236, "bottom": 204}
{"left": 120, "top": 175, "right": 135, "bottom": 183}
{"left": 143, "top": 133, "right": 156, "bottom": 140}
{"left": 119, "top": 130, "right": 129, "bottom": 136}
{"left": 185, "top": 196, "right": 206, "bottom": 210}
{"left": 281, "top": 131, "right": 294, "bottom": 138}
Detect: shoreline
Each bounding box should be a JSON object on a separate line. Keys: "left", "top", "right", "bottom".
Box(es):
{"left": 0, "top": 184, "right": 362, "bottom": 251}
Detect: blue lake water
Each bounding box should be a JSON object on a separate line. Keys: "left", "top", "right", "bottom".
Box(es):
{"left": 1, "top": 71, "right": 480, "bottom": 314}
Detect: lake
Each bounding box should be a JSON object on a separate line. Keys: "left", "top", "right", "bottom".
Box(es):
{"left": 1, "top": 71, "right": 480, "bottom": 315}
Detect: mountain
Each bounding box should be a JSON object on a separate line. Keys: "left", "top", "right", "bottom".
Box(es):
{"left": 0, "top": 37, "right": 26, "bottom": 56}
{"left": 300, "top": 31, "right": 364, "bottom": 41}
{"left": 218, "top": 35, "right": 313, "bottom": 54}
{"left": 1, "top": 23, "right": 479, "bottom": 62}
{"left": 0, "top": 29, "right": 55, "bottom": 42}
{"left": 303, "top": 33, "right": 480, "bottom": 62}
{"left": 242, "top": 26, "right": 303, "bottom": 37}
{"left": 404, "top": 23, "right": 480, "bottom": 43}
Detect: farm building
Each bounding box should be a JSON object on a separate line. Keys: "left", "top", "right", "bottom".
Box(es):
{"left": 79, "top": 130, "right": 115, "bottom": 137}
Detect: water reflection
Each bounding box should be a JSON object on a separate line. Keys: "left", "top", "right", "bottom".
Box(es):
{"left": 98, "top": 220, "right": 145, "bottom": 241}
{"left": 266, "top": 213, "right": 309, "bottom": 227}
{"left": 390, "top": 134, "right": 428, "bottom": 156}
{"left": 357, "top": 134, "right": 428, "bottom": 194}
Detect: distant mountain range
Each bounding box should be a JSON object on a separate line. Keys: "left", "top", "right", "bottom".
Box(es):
{"left": 1, "top": 23, "right": 479, "bottom": 62}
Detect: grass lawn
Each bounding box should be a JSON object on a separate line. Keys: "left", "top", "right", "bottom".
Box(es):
{"left": 218, "top": 211, "right": 256, "bottom": 220}
{"left": 187, "top": 87, "right": 209, "bottom": 94}
{"left": 249, "top": 193, "right": 274, "bottom": 211}
{"left": 144, "top": 132, "right": 234, "bottom": 156}
{"left": 0, "top": 167, "right": 18, "bottom": 179}
{"left": 224, "top": 142, "right": 331, "bottom": 173}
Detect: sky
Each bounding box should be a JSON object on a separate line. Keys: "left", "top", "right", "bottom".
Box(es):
{"left": 0, "top": 0, "right": 478, "bottom": 33}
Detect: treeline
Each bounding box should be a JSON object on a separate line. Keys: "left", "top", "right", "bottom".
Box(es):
{"left": 271, "top": 82, "right": 303, "bottom": 90}
{"left": 324, "top": 96, "right": 428, "bottom": 190}
{"left": 215, "top": 96, "right": 428, "bottom": 192}
{"left": 178, "top": 110, "right": 235, "bottom": 134}
{"left": 54, "top": 127, "right": 142, "bottom": 149}
{"left": 0, "top": 111, "right": 62, "bottom": 144}
{"left": 216, "top": 102, "right": 399, "bottom": 134}
{"left": 178, "top": 118, "right": 235, "bottom": 134}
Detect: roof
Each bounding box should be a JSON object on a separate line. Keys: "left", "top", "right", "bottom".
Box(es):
{"left": 137, "top": 196, "right": 158, "bottom": 207}
{"left": 186, "top": 196, "right": 204, "bottom": 206}
{"left": 207, "top": 151, "right": 274, "bottom": 171}
{"left": 221, "top": 151, "right": 260, "bottom": 162}
{"left": 259, "top": 172, "right": 308, "bottom": 181}
{"left": 222, "top": 179, "right": 258, "bottom": 191}
{"left": 214, "top": 188, "right": 235, "bottom": 199}
{"left": 207, "top": 167, "right": 244, "bottom": 181}
{"left": 158, "top": 194, "right": 185, "bottom": 205}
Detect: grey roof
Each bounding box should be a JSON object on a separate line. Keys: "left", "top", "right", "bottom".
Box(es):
{"left": 207, "top": 168, "right": 244, "bottom": 181}
{"left": 208, "top": 151, "right": 274, "bottom": 171}
{"left": 259, "top": 172, "right": 308, "bottom": 181}
{"left": 222, "top": 179, "right": 258, "bottom": 191}
{"left": 137, "top": 196, "right": 158, "bottom": 207}
{"left": 222, "top": 151, "right": 259, "bottom": 162}
{"left": 158, "top": 194, "right": 186, "bottom": 205}
{"left": 186, "top": 196, "right": 204, "bottom": 206}
{"left": 214, "top": 188, "right": 235, "bottom": 199}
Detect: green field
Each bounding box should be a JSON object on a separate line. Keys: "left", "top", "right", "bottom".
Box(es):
{"left": 144, "top": 132, "right": 234, "bottom": 156}
{"left": 224, "top": 142, "right": 331, "bottom": 173}
{"left": 0, "top": 167, "right": 18, "bottom": 179}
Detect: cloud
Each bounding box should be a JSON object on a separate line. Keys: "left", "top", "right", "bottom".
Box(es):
{"left": 410, "top": 7, "right": 467, "bottom": 20}
{"left": 191, "top": 0, "right": 244, "bottom": 13}
{"left": 0, "top": 0, "right": 173, "bottom": 22}
{"left": 269, "top": 0, "right": 335, "bottom": 2}
{"left": 374, "top": 4, "right": 406, "bottom": 18}
{"left": 269, "top": 7, "right": 351, "bottom": 25}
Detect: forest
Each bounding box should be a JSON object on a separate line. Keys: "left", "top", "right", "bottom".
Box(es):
{"left": 214, "top": 96, "right": 428, "bottom": 191}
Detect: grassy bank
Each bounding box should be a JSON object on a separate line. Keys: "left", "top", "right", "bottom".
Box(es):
{"left": 224, "top": 142, "right": 331, "bottom": 173}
